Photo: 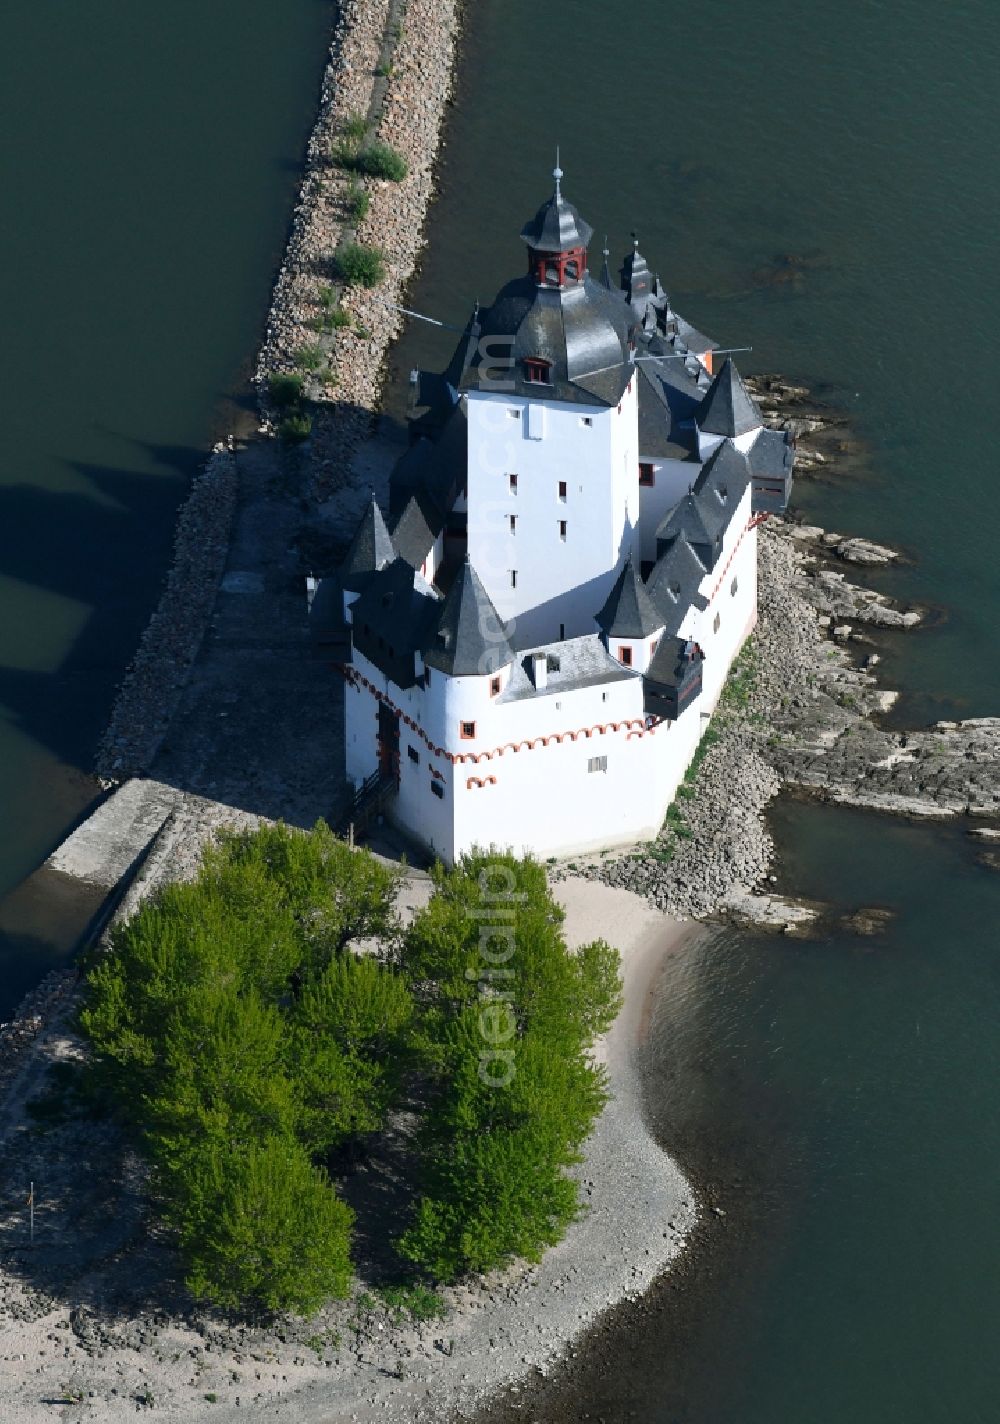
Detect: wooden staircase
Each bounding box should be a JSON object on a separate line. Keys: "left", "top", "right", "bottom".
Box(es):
{"left": 339, "top": 767, "right": 397, "bottom": 842}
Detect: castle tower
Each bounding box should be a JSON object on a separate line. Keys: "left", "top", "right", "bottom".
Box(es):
{"left": 462, "top": 164, "right": 641, "bottom": 649}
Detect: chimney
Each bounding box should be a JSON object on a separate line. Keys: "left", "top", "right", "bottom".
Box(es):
{"left": 531, "top": 652, "right": 548, "bottom": 690}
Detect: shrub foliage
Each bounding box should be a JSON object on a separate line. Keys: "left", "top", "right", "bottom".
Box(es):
{"left": 80, "top": 823, "right": 403, "bottom": 1314}
{"left": 80, "top": 832, "right": 622, "bottom": 1311}
{"left": 398, "top": 851, "right": 621, "bottom": 1279}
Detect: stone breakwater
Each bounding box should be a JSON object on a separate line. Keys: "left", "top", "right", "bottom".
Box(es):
{"left": 94, "top": 443, "right": 237, "bottom": 784}
{"left": 254, "top": 0, "right": 462, "bottom": 493}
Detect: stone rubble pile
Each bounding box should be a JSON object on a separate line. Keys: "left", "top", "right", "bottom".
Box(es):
{"left": 0, "top": 970, "right": 77, "bottom": 1093}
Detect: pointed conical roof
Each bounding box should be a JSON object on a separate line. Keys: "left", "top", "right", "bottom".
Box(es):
{"left": 340, "top": 495, "right": 395, "bottom": 588}
{"left": 694, "top": 437, "right": 752, "bottom": 504}
{"left": 422, "top": 557, "right": 513, "bottom": 677}
{"left": 697, "top": 357, "right": 762, "bottom": 438}
{"left": 595, "top": 557, "right": 663, "bottom": 640}
{"left": 520, "top": 166, "right": 593, "bottom": 253}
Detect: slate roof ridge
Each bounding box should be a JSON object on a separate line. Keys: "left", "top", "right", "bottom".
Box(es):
{"left": 595, "top": 557, "right": 664, "bottom": 639}
{"left": 340, "top": 494, "right": 395, "bottom": 586}
{"left": 697, "top": 357, "right": 762, "bottom": 438}
{"left": 422, "top": 555, "right": 514, "bottom": 677}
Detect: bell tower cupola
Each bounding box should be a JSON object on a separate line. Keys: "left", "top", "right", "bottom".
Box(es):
{"left": 519, "top": 157, "right": 594, "bottom": 290}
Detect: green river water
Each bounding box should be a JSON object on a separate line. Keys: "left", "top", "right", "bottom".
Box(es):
{"left": 386, "top": 1, "right": 1000, "bottom": 1420}
{"left": 3, "top": 0, "right": 1000, "bottom": 1418}
{"left": 0, "top": 0, "right": 333, "bottom": 1006}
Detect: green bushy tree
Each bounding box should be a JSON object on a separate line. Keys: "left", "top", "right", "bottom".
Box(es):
{"left": 398, "top": 851, "right": 621, "bottom": 1280}
{"left": 80, "top": 822, "right": 405, "bottom": 1314}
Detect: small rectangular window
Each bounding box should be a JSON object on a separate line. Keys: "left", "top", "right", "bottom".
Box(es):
{"left": 509, "top": 473, "right": 518, "bottom": 493}
{"left": 490, "top": 676, "right": 501, "bottom": 696}
{"left": 730, "top": 576, "right": 739, "bottom": 596}
{"left": 460, "top": 721, "right": 476, "bottom": 739}
{"left": 581, "top": 416, "right": 593, "bottom": 428}
{"left": 559, "top": 623, "right": 565, "bottom": 640}
{"left": 407, "top": 745, "right": 419, "bottom": 763}
{"left": 619, "top": 645, "right": 633, "bottom": 667}
{"left": 508, "top": 408, "right": 521, "bottom": 419}
{"left": 509, "top": 514, "right": 517, "bottom": 533}
{"left": 639, "top": 462, "right": 655, "bottom": 487}
{"left": 588, "top": 756, "right": 608, "bottom": 774}
{"left": 431, "top": 779, "right": 444, "bottom": 798}
{"left": 558, "top": 480, "right": 567, "bottom": 500}
{"left": 713, "top": 612, "right": 721, "bottom": 633}
{"left": 511, "top": 570, "right": 518, "bottom": 589}
{"left": 559, "top": 520, "right": 567, "bottom": 541}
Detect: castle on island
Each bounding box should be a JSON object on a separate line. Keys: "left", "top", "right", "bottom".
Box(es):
{"left": 310, "top": 166, "right": 793, "bottom": 863}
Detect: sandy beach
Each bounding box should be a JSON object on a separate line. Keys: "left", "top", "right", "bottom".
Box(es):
{"left": 0, "top": 872, "right": 697, "bottom": 1423}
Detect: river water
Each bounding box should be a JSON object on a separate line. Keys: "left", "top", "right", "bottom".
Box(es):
{"left": 385, "top": 0, "right": 1000, "bottom": 1419}
{"left": 0, "top": 0, "right": 333, "bottom": 1012}
{"left": 5, "top": 0, "right": 1000, "bottom": 1416}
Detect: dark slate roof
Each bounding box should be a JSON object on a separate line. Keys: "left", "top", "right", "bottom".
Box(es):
{"left": 675, "top": 315, "right": 717, "bottom": 358}
{"left": 520, "top": 181, "right": 594, "bottom": 253}
{"left": 465, "top": 273, "right": 633, "bottom": 407}
{"left": 646, "top": 533, "right": 710, "bottom": 635}
{"left": 595, "top": 557, "right": 664, "bottom": 639}
{"left": 636, "top": 345, "right": 704, "bottom": 459}
{"left": 697, "top": 357, "right": 762, "bottom": 438}
{"left": 390, "top": 401, "right": 469, "bottom": 521}
{"left": 422, "top": 557, "right": 514, "bottom": 677}
{"left": 693, "top": 438, "right": 752, "bottom": 508}
{"left": 747, "top": 425, "right": 794, "bottom": 478}
{"left": 391, "top": 486, "right": 445, "bottom": 571}
{"left": 339, "top": 495, "right": 395, "bottom": 590}
{"left": 657, "top": 489, "right": 727, "bottom": 560}
{"left": 349, "top": 558, "right": 441, "bottom": 686}
{"left": 646, "top": 635, "right": 700, "bottom": 692}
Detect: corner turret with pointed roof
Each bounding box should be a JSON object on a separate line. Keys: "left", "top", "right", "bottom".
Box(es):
{"left": 422, "top": 556, "right": 514, "bottom": 677}
{"left": 339, "top": 494, "right": 395, "bottom": 591}
{"left": 697, "top": 357, "right": 762, "bottom": 439}
{"left": 595, "top": 557, "right": 663, "bottom": 641}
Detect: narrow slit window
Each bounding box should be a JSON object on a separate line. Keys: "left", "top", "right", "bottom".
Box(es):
{"left": 431, "top": 779, "right": 444, "bottom": 799}
{"left": 510, "top": 514, "right": 517, "bottom": 533}
{"left": 639, "top": 462, "right": 655, "bottom": 487}
{"left": 511, "top": 570, "right": 518, "bottom": 589}
{"left": 558, "top": 480, "right": 567, "bottom": 500}
{"left": 713, "top": 612, "right": 721, "bottom": 633}
{"left": 559, "top": 520, "right": 567, "bottom": 541}
{"left": 509, "top": 473, "right": 518, "bottom": 494}
{"left": 490, "top": 676, "right": 501, "bottom": 697}
{"left": 407, "top": 745, "right": 419, "bottom": 763}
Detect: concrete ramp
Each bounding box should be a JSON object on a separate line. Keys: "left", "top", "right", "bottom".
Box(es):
{"left": 47, "top": 780, "right": 179, "bottom": 890}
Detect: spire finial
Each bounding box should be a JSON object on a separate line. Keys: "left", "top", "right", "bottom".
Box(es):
{"left": 553, "top": 145, "right": 563, "bottom": 200}
{"left": 603, "top": 233, "right": 610, "bottom": 258}
{"left": 632, "top": 230, "right": 640, "bottom": 252}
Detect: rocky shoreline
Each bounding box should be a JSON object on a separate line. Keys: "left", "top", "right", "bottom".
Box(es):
{"left": 571, "top": 380, "right": 1000, "bottom": 927}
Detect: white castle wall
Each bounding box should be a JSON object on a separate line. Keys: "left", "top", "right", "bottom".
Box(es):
{"left": 465, "top": 381, "right": 640, "bottom": 648}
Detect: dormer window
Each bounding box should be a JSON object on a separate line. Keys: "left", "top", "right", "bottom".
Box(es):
{"left": 524, "top": 357, "right": 552, "bottom": 385}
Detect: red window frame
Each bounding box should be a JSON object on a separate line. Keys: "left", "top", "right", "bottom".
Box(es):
{"left": 639, "top": 462, "right": 655, "bottom": 487}
{"left": 460, "top": 720, "right": 476, "bottom": 739}
{"left": 524, "top": 357, "right": 552, "bottom": 384}
{"left": 619, "top": 645, "right": 633, "bottom": 667}
{"left": 490, "top": 676, "right": 501, "bottom": 697}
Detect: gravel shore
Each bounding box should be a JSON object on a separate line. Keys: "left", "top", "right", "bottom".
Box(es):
{"left": 0, "top": 875, "right": 696, "bottom": 1424}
